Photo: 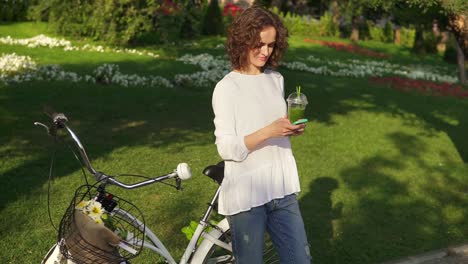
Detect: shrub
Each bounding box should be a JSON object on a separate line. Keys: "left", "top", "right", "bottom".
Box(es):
{"left": 421, "top": 31, "right": 440, "bottom": 54}
{"left": 272, "top": 8, "right": 320, "bottom": 37}
{"left": 27, "top": 0, "right": 202, "bottom": 45}
{"left": 367, "top": 21, "right": 386, "bottom": 42}
{"left": 180, "top": 4, "right": 204, "bottom": 39}
{"left": 320, "top": 12, "right": 340, "bottom": 37}
{"left": 383, "top": 21, "right": 394, "bottom": 43}
{"left": 399, "top": 27, "right": 416, "bottom": 48}
{"left": 358, "top": 20, "right": 371, "bottom": 40}
{"left": 0, "top": 0, "right": 28, "bottom": 21}
{"left": 443, "top": 39, "right": 458, "bottom": 64}
{"left": 201, "top": 0, "right": 224, "bottom": 36}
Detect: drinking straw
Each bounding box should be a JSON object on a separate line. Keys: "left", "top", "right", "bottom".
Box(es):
{"left": 297, "top": 85, "right": 302, "bottom": 103}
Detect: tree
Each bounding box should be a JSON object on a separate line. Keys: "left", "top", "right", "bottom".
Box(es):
{"left": 254, "top": 0, "right": 273, "bottom": 8}
{"left": 447, "top": 14, "right": 467, "bottom": 85}
{"left": 201, "top": 0, "right": 224, "bottom": 36}
{"left": 367, "top": 0, "right": 468, "bottom": 84}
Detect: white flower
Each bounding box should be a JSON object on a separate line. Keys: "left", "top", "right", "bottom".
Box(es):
{"left": 0, "top": 35, "right": 161, "bottom": 58}
{"left": 86, "top": 200, "right": 103, "bottom": 217}
{"left": 0, "top": 53, "right": 37, "bottom": 76}
{"left": 277, "top": 55, "right": 458, "bottom": 83}
{"left": 76, "top": 200, "right": 88, "bottom": 210}
{"left": 93, "top": 217, "right": 104, "bottom": 225}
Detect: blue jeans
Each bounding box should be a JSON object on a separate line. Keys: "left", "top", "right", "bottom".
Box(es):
{"left": 227, "top": 194, "right": 311, "bottom": 264}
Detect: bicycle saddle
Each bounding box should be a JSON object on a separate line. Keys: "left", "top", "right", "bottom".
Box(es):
{"left": 203, "top": 161, "right": 224, "bottom": 185}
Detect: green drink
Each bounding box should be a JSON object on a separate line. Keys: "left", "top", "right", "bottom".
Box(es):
{"left": 287, "top": 90, "right": 308, "bottom": 124}
{"left": 288, "top": 105, "right": 305, "bottom": 123}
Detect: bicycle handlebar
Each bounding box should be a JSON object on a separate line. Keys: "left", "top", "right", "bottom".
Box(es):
{"left": 34, "top": 112, "right": 192, "bottom": 189}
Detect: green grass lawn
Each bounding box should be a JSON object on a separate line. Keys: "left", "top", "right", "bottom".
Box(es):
{"left": 1, "top": 23, "right": 468, "bottom": 264}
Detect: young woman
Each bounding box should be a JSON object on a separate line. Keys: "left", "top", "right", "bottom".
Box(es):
{"left": 211, "top": 6, "right": 311, "bottom": 264}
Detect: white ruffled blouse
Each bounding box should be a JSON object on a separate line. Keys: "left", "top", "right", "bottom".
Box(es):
{"left": 212, "top": 70, "right": 301, "bottom": 216}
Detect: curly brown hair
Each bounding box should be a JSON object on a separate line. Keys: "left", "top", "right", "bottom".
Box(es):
{"left": 226, "top": 7, "right": 288, "bottom": 71}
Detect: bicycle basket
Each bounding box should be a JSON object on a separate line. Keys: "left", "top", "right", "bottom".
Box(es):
{"left": 58, "top": 184, "right": 145, "bottom": 264}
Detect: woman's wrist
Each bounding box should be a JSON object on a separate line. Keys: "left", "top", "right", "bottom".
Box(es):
{"left": 244, "top": 127, "right": 270, "bottom": 151}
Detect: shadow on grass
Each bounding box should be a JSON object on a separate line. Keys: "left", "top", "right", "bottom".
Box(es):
{"left": 0, "top": 48, "right": 467, "bottom": 263}
{"left": 283, "top": 49, "right": 468, "bottom": 262}
{"left": 299, "top": 133, "right": 467, "bottom": 264}
{"left": 338, "top": 133, "right": 466, "bottom": 264}
{"left": 0, "top": 79, "right": 215, "bottom": 234}
{"left": 299, "top": 177, "right": 342, "bottom": 264}
{"left": 281, "top": 58, "right": 468, "bottom": 162}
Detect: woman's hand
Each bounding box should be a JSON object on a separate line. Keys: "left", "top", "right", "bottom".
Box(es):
{"left": 291, "top": 123, "right": 306, "bottom": 136}
{"left": 244, "top": 116, "right": 305, "bottom": 151}
{"left": 266, "top": 117, "right": 303, "bottom": 138}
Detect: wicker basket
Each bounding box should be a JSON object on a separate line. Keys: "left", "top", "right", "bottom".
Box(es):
{"left": 58, "top": 185, "right": 145, "bottom": 264}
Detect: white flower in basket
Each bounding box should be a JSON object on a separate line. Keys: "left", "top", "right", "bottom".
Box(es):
{"left": 63, "top": 199, "right": 136, "bottom": 264}
{"left": 75, "top": 200, "right": 128, "bottom": 239}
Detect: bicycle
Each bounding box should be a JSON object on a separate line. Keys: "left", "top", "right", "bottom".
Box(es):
{"left": 36, "top": 112, "right": 279, "bottom": 264}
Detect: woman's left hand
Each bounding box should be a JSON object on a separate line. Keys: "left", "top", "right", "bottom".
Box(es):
{"left": 291, "top": 124, "right": 306, "bottom": 136}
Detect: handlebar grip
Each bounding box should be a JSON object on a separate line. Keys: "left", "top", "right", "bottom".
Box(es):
{"left": 176, "top": 163, "right": 192, "bottom": 180}
{"left": 52, "top": 112, "right": 68, "bottom": 127}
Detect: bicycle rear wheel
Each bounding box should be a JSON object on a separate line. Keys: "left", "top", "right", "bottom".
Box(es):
{"left": 191, "top": 218, "right": 279, "bottom": 264}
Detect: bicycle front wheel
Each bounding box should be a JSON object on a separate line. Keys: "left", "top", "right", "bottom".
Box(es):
{"left": 190, "top": 218, "right": 279, "bottom": 264}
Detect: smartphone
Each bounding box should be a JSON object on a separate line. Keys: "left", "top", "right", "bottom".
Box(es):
{"left": 293, "top": 118, "right": 308, "bottom": 125}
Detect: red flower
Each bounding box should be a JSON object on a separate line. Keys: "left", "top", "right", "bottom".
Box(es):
{"left": 369, "top": 76, "right": 467, "bottom": 99}
{"left": 224, "top": 3, "right": 243, "bottom": 17}
{"left": 304, "top": 38, "right": 390, "bottom": 59}
{"left": 160, "top": 0, "right": 177, "bottom": 15}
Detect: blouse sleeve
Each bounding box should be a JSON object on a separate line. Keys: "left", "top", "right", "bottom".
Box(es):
{"left": 212, "top": 80, "right": 249, "bottom": 162}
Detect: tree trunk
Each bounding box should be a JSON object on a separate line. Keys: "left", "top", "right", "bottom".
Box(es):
{"left": 330, "top": 0, "right": 339, "bottom": 25}
{"left": 350, "top": 16, "right": 359, "bottom": 42}
{"left": 412, "top": 27, "right": 425, "bottom": 54}
{"left": 437, "top": 31, "right": 449, "bottom": 53}
{"left": 454, "top": 39, "right": 467, "bottom": 85}
{"left": 394, "top": 27, "right": 401, "bottom": 45}
{"left": 448, "top": 14, "right": 467, "bottom": 84}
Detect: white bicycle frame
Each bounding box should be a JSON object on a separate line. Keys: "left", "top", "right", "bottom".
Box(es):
{"left": 112, "top": 186, "right": 231, "bottom": 264}
{"left": 42, "top": 186, "right": 231, "bottom": 264}
{"left": 115, "top": 193, "right": 231, "bottom": 264}
{"left": 37, "top": 113, "right": 232, "bottom": 264}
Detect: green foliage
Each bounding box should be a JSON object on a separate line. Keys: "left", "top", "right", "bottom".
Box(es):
{"left": 180, "top": 4, "right": 204, "bottom": 39}
{"left": 181, "top": 221, "right": 200, "bottom": 241}
{"left": 366, "top": 0, "right": 467, "bottom": 15}
{"left": 273, "top": 7, "right": 321, "bottom": 37}
{"left": 443, "top": 41, "right": 458, "bottom": 64}
{"left": 421, "top": 31, "right": 440, "bottom": 54}
{"left": 320, "top": 11, "right": 340, "bottom": 37}
{"left": 412, "top": 28, "right": 440, "bottom": 55}
{"left": 399, "top": 27, "right": 415, "bottom": 47}
{"left": 383, "top": 20, "right": 394, "bottom": 43}
{"left": 254, "top": 0, "right": 273, "bottom": 8}
{"left": 365, "top": 20, "right": 394, "bottom": 43}
{"left": 181, "top": 220, "right": 218, "bottom": 244}
{"left": 26, "top": 0, "right": 204, "bottom": 45}
{"left": 0, "top": 0, "right": 29, "bottom": 21}
{"left": 201, "top": 0, "right": 224, "bottom": 36}
{"left": 367, "top": 21, "right": 386, "bottom": 42}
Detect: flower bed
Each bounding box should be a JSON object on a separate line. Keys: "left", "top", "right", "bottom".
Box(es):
{"left": 0, "top": 53, "right": 37, "bottom": 77}
{"left": 174, "top": 54, "right": 230, "bottom": 87}
{"left": 304, "top": 38, "right": 390, "bottom": 59}
{"left": 0, "top": 35, "right": 160, "bottom": 58}
{"left": 369, "top": 76, "right": 468, "bottom": 99}
{"left": 0, "top": 50, "right": 459, "bottom": 90}
{"left": 280, "top": 55, "right": 457, "bottom": 84}
{"left": 0, "top": 53, "right": 172, "bottom": 88}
